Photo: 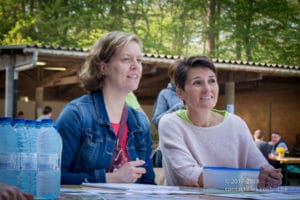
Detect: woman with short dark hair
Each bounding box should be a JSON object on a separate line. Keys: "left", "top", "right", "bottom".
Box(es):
{"left": 159, "top": 55, "right": 282, "bottom": 188}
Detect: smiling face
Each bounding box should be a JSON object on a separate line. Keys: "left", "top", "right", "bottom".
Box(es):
{"left": 177, "top": 67, "right": 219, "bottom": 112}
{"left": 102, "top": 41, "right": 143, "bottom": 93}
{"left": 271, "top": 133, "right": 281, "bottom": 144}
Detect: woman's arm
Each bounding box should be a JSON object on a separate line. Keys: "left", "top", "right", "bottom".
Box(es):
{"left": 56, "top": 104, "right": 106, "bottom": 184}
{"left": 159, "top": 114, "right": 202, "bottom": 186}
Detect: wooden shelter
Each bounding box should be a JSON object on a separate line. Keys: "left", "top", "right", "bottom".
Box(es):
{"left": 1, "top": 45, "right": 300, "bottom": 150}
{"left": 1, "top": 44, "right": 299, "bottom": 116}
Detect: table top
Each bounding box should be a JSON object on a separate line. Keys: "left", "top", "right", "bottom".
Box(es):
{"left": 59, "top": 184, "right": 300, "bottom": 200}
{"left": 276, "top": 156, "right": 300, "bottom": 164}
{"left": 60, "top": 185, "right": 240, "bottom": 200}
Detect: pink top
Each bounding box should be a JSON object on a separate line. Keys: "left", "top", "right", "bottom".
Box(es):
{"left": 159, "top": 112, "right": 272, "bottom": 186}
{"left": 111, "top": 123, "right": 130, "bottom": 166}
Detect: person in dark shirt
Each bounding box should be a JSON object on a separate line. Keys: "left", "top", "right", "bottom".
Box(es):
{"left": 253, "top": 129, "right": 272, "bottom": 161}
{"left": 268, "top": 131, "right": 289, "bottom": 168}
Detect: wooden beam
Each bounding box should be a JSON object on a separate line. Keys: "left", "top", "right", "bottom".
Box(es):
{"left": 218, "top": 71, "right": 262, "bottom": 83}
{"left": 42, "top": 75, "right": 79, "bottom": 87}
{"left": 0, "top": 53, "right": 37, "bottom": 71}
{"left": 41, "top": 67, "right": 79, "bottom": 83}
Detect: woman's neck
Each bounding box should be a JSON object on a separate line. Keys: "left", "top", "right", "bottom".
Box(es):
{"left": 102, "top": 87, "right": 127, "bottom": 123}
{"left": 187, "top": 109, "right": 222, "bottom": 127}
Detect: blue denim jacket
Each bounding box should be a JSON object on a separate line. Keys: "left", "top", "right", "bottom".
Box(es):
{"left": 152, "top": 82, "right": 184, "bottom": 129}
{"left": 55, "top": 90, "right": 155, "bottom": 185}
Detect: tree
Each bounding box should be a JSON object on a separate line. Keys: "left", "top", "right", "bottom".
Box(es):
{"left": 0, "top": 0, "right": 299, "bottom": 66}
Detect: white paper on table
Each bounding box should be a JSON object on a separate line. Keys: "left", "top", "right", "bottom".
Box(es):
{"left": 82, "top": 183, "right": 205, "bottom": 194}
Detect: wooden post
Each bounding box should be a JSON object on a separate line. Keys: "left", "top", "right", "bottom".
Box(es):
{"left": 225, "top": 72, "right": 235, "bottom": 113}
{"left": 225, "top": 81, "right": 235, "bottom": 113}
{"left": 5, "top": 64, "right": 14, "bottom": 117}
{"left": 36, "top": 87, "right": 44, "bottom": 119}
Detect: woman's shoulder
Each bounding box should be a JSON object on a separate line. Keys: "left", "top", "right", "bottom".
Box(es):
{"left": 222, "top": 111, "right": 247, "bottom": 124}
{"left": 159, "top": 112, "right": 185, "bottom": 129}
{"left": 68, "top": 93, "right": 93, "bottom": 105}
{"left": 210, "top": 110, "right": 249, "bottom": 132}
{"left": 160, "top": 111, "right": 179, "bottom": 121}
{"left": 127, "top": 106, "right": 150, "bottom": 128}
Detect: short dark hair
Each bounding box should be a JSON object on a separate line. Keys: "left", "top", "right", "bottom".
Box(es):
{"left": 174, "top": 55, "right": 217, "bottom": 90}
{"left": 17, "top": 111, "right": 24, "bottom": 116}
{"left": 43, "top": 106, "right": 52, "bottom": 115}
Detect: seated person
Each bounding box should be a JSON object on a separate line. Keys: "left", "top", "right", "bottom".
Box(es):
{"left": 37, "top": 106, "right": 52, "bottom": 121}
{"left": 159, "top": 55, "right": 282, "bottom": 188}
{"left": 268, "top": 132, "right": 289, "bottom": 168}
{"left": 55, "top": 31, "right": 155, "bottom": 185}
{"left": 152, "top": 60, "right": 185, "bottom": 167}
{"left": 253, "top": 129, "right": 272, "bottom": 161}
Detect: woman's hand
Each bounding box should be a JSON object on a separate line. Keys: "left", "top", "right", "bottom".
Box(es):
{"left": 257, "top": 166, "right": 283, "bottom": 188}
{"left": 106, "top": 160, "right": 146, "bottom": 183}
{"left": 0, "top": 183, "right": 33, "bottom": 200}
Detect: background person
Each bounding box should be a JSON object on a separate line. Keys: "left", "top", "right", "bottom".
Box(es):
{"left": 37, "top": 106, "right": 52, "bottom": 121}
{"left": 152, "top": 60, "right": 185, "bottom": 129}
{"left": 269, "top": 131, "right": 289, "bottom": 156}
{"left": 253, "top": 129, "right": 272, "bottom": 161}
{"left": 125, "top": 92, "right": 145, "bottom": 114}
{"left": 268, "top": 131, "right": 289, "bottom": 168}
{"left": 17, "top": 111, "right": 25, "bottom": 118}
{"left": 55, "top": 31, "right": 155, "bottom": 185}
{"left": 152, "top": 60, "right": 185, "bottom": 167}
{"left": 159, "top": 55, "right": 282, "bottom": 188}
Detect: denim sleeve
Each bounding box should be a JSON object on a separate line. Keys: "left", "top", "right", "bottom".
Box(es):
{"left": 152, "top": 92, "right": 184, "bottom": 129}
{"left": 152, "top": 94, "right": 168, "bottom": 129}
{"left": 55, "top": 103, "right": 106, "bottom": 184}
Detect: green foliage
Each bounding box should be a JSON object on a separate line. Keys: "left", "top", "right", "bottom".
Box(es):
{"left": 0, "top": 0, "right": 299, "bottom": 66}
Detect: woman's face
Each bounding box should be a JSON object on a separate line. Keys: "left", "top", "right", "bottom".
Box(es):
{"left": 102, "top": 41, "right": 143, "bottom": 93}
{"left": 177, "top": 67, "right": 219, "bottom": 112}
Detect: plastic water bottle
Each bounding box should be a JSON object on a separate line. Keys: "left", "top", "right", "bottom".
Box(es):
{"left": 37, "top": 119, "right": 62, "bottom": 200}
{"left": 25, "top": 119, "right": 38, "bottom": 197}
{"left": 35, "top": 120, "right": 42, "bottom": 129}
{"left": 13, "top": 118, "right": 31, "bottom": 193}
{"left": 0, "top": 117, "right": 18, "bottom": 187}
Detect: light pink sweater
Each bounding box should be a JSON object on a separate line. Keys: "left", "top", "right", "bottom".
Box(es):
{"left": 159, "top": 112, "right": 271, "bottom": 186}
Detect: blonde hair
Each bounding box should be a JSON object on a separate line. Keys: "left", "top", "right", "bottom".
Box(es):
{"left": 79, "top": 31, "right": 143, "bottom": 92}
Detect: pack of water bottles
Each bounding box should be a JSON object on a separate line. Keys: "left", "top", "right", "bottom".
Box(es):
{"left": 0, "top": 117, "right": 62, "bottom": 200}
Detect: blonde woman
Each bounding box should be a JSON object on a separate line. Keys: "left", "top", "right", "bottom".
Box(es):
{"left": 56, "top": 31, "right": 155, "bottom": 185}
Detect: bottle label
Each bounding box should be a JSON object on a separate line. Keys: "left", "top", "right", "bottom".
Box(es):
{"left": 0, "top": 153, "right": 17, "bottom": 170}
{"left": 20, "top": 153, "right": 37, "bottom": 170}
{"left": 38, "top": 154, "right": 61, "bottom": 171}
